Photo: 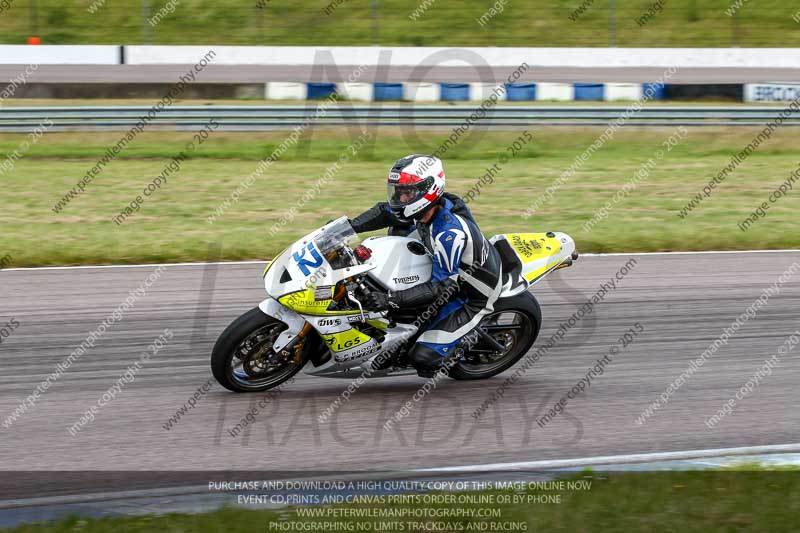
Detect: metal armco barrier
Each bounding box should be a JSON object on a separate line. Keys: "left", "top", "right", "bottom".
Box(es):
{"left": 1, "top": 105, "right": 799, "bottom": 131}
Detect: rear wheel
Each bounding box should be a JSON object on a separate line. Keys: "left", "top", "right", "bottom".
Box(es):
{"left": 448, "top": 291, "right": 541, "bottom": 380}
{"left": 211, "top": 307, "right": 311, "bottom": 392}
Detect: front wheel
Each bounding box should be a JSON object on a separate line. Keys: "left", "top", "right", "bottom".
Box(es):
{"left": 448, "top": 291, "right": 541, "bottom": 380}
{"left": 211, "top": 307, "right": 311, "bottom": 392}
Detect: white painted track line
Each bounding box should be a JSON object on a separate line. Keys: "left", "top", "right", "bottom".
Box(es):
{"left": 417, "top": 443, "right": 800, "bottom": 473}
{"left": 3, "top": 249, "right": 799, "bottom": 272}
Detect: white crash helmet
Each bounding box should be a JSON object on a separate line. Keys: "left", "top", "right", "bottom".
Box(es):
{"left": 387, "top": 154, "right": 446, "bottom": 221}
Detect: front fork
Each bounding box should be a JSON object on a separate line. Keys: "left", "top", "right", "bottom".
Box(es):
{"left": 258, "top": 297, "right": 307, "bottom": 352}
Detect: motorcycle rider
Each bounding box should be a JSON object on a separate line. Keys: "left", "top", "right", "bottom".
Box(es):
{"left": 348, "top": 154, "right": 503, "bottom": 377}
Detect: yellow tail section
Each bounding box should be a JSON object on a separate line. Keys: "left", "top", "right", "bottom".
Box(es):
{"left": 496, "top": 232, "right": 577, "bottom": 285}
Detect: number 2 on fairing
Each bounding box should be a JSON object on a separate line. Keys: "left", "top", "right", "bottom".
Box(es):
{"left": 293, "top": 242, "right": 324, "bottom": 276}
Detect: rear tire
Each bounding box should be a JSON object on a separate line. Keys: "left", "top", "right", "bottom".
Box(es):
{"left": 448, "top": 291, "right": 541, "bottom": 380}
{"left": 211, "top": 307, "right": 311, "bottom": 393}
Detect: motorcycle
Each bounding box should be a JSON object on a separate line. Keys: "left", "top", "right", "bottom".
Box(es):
{"left": 211, "top": 216, "right": 577, "bottom": 392}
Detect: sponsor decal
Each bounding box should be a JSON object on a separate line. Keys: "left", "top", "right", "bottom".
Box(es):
{"left": 318, "top": 317, "right": 342, "bottom": 327}
{"left": 293, "top": 242, "right": 324, "bottom": 276}
{"left": 321, "top": 328, "right": 374, "bottom": 353}
{"left": 334, "top": 342, "right": 380, "bottom": 363}
{"left": 314, "top": 285, "right": 333, "bottom": 301}
{"left": 511, "top": 234, "right": 543, "bottom": 259}
{"left": 392, "top": 274, "right": 420, "bottom": 285}
{"left": 746, "top": 83, "right": 800, "bottom": 103}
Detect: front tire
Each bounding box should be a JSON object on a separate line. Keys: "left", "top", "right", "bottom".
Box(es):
{"left": 448, "top": 291, "right": 541, "bottom": 380}
{"left": 211, "top": 307, "right": 310, "bottom": 392}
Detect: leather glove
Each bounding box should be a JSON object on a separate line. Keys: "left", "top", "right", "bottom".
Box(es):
{"left": 363, "top": 292, "right": 398, "bottom": 311}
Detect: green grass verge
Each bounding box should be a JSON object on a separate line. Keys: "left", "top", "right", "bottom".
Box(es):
{"left": 1, "top": 127, "right": 798, "bottom": 267}
{"left": 0, "top": 0, "right": 798, "bottom": 47}
{"left": 6, "top": 471, "right": 800, "bottom": 532}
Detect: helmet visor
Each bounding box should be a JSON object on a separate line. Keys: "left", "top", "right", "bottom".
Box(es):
{"left": 388, "top": 177, "right": 433, "bottom": 209}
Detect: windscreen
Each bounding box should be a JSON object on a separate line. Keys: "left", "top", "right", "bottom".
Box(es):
{"left": 312, "top": 217, "right": 359, "bottom": 270}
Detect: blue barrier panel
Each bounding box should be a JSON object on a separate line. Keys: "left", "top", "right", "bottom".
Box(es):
{"left": 440, "top": 83, "right": 470, "bottom": 101}
{"left": 306, "top": 83, "right": 336, "bottom": 99}
{"left": 373, "top": 83, "right": 404, "bottom": 101}
{"left": 574, "top": 83, "right": 604, "bottom": 101}
{"left": 642, "top": 83, "right": 668, "bottom": 100}
{"left": 505, "top": 83, "right": 537, "bottom": 101}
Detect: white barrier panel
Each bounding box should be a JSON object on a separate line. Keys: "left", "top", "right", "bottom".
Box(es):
{"left": 404, "top": 82, "right": 439, "bottom": 102}
{"left": 536, "top": 83, "right": 573, "bottom": 101}
{"left": 744, "top": 83, "right": 800, "bottom": 103}
{"left": 125, "top": 45, "right": 800, "bottom": 68}
{"left": 0, "top": 45, "right": 120, "bottom": 65}
{"left": 265, "top": 82, "right": 306, "bottom": 100}
{"left": 469, "top": 83, "right": 507, "bottom": 101}
{"left": 604, "top": 83, "right": 643, "bottom": 101}
{"left": 338, "top": 82, "right": 373, "bottom": 101}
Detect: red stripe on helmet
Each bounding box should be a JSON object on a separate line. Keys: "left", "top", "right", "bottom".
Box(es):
{"left": 424, "top": 189, "right": 440, "bottom": 202}
{"left": 398, "top": 171, "right": 422, "bottom": 184}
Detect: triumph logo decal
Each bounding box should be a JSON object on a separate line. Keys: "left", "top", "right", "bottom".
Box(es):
{"left": 393, "top": 275, "right": 420, "bottom": 284}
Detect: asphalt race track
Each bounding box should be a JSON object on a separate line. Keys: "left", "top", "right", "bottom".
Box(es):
{"left": 1, "top": 251, "right": 798, "bottom": 493}
{"left": 2, "top": 65, "right": 800, "bottom": 84}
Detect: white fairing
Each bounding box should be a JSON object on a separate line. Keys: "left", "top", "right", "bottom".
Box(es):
{"left": 362, "top": 236, "right": 432, "bottom": 291}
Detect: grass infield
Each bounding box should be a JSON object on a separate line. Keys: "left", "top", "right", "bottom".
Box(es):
{"left": 1, "top": 127, "right": 797, "bottom": 267}
{"left": 0, "top": 0, "right": 797, "bottom": 47}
